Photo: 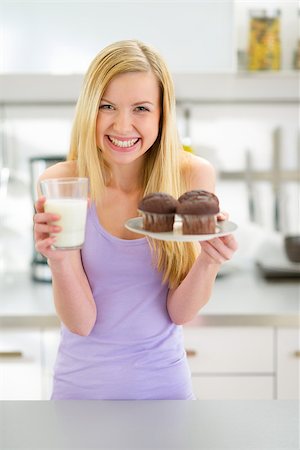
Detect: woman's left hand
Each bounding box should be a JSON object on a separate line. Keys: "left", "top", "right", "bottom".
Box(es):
{"left": 199, "top": 211, "right": 238, "bottom": 265}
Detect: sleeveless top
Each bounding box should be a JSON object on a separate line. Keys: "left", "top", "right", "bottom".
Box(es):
{"left": 51, "top": 203, "right": 195, "bottom": 400}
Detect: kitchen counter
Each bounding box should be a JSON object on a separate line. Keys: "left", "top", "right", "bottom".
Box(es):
{"left": 189, "top": 263, "right": 300, "bottom": 328}
{"left": 0, "top": 271, "right": 58, "bottom": 328}
{"left": 0, "top": 263, "right": 299, "bottom": 328}
{"left": 0, "top": 400, "right": 298, "bottom": 450}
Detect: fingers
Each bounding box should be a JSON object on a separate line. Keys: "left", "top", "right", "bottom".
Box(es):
{"left": 33, "top": 196, "right": 61, "bottom": 258}
{"left": 220, "top": 234, "right": 238, "bottom": 251}
{"left": 200, "top": 241, "right": 227, "bottom": 264}
{"left": 33, "top": 212, "right": 61, "bottom": 241}
{"left": 33, "top": 212, "right": 60, "bottom": 225}
{"left": 216, "top": 211, "right": 229, "bottom": 221}
{"left": 34, "top": 223, "right": 61, "bottom": 235}
{"left": 200, "top": 234, "right": 238, "bottom": 264}
{"left": 34, "top": 196, "right": 46, "bottom": 213}
{"left": 35, "top": 235, "right": 57, "bottom": 255}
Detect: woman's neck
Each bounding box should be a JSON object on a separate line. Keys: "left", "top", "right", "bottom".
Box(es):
{"left": 105, "top": 161, "right": 144, "bottom": 194}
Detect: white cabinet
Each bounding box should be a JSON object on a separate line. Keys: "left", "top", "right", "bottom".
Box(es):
{"left": 192, "top": 376, "right": 273, "bottom": 400}
{"left": 183, "top": 326, "right": 275, "bottom": 400}
{"left": 41, "top": 328, "right": 61, "bottom": 400}
{"left": 184, "top": 326, "right": 300, "bottom": 400}
{"left": 277, "top": 328, "right": 300, "bottom": 399}
{"left": 0, "top": 327, "right": 61, "bottom": 400}
{"left": 0, "top": 329, "right": 42, "bottom": 400}
{"left": 183, "top": 326, "right": 274, "bottom": 373}
{"left": 1, "top": 325, "right": 298, "bottom": 400}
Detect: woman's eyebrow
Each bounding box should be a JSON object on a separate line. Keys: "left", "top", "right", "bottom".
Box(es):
{"left": 100, "top": 98, "right": 154, "bottom": 106}
{"left": 100, "top": 98, "right": 115, "bottom": 104}
{"left": 132, "top": 101, "right": 154, "bottom": 106}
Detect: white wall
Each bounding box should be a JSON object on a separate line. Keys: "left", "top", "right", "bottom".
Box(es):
{"left": 1, "top": 0, "right": 234, "bottom": 73}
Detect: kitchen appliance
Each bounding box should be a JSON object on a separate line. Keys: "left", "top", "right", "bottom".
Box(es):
{"left": 29, "top": 155, "right": 65, "bottom": 282}
{"left": 256, "top": 236, "right": 300, "bottom": 279}
{"left": 285, "top": 235, "right": 300, "bottom": 263}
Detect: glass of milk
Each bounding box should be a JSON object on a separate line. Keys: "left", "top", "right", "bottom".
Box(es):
{"left": 40, "top": 178, "right": 89, "bottom": 250}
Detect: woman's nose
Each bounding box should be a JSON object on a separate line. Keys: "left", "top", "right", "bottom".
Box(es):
{"left": 113, "top": 111, "right": 133, "bottom": 134}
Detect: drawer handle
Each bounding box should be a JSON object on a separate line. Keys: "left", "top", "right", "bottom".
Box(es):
{"left": 186, "top": 349, "right": 197, "bottom": 357}
{"left": 294, "top": 351, "right": 300, "bottom": 358}
{"left": 0, "top": 351, "right": 23, "bottom": 358}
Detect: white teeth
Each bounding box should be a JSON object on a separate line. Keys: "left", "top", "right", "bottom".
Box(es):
{"left": 109, "top": 136, "right": 139, "bottom": 148}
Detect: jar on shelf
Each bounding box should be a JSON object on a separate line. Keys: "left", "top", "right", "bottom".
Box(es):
{"left": 294, "top": 8, "right": 300, "bottom": 70}
{"left": 294, "top": 40, "right": 300, "bottom": 70}
{"left": 248, "top": 9, "right": 281, "bottom": 71}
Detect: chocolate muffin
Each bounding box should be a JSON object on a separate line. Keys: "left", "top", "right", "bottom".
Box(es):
{"left": 138, "top": 192, "right": 178, "bottom": 232}
{"left": 177, "top": 190, "right": 220, "bottom": 234}
{"left": 178, "top": 189, "right": 219, "bottom": 206}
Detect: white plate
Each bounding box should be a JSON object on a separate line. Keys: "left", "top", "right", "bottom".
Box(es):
{"left": 125, "top": 217, "right": 238, "bottom": 242}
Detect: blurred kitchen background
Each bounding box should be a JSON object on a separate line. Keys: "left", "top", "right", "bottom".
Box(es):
{"left": 0, "top": 0, "right": 299, "bottom": 401}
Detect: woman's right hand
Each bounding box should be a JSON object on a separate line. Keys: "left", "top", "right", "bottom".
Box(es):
{"left": 33, "top": 196, "right": 65, "bottom": 262}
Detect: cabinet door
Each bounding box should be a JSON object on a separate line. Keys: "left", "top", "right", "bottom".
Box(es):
{"left": 41, "top": 328, "right": 61, "bottom": 400}
{"left": 192, "top": 375, "right": 274, "bottom": 400}
{"left": 277, "top": 328, "right": 300, "bottom": 399}
{"left": 183, "top": 326, "right": 274, "bottom": 373}
{"left": 0, "top": 329, "right": 42, "bottom": 400}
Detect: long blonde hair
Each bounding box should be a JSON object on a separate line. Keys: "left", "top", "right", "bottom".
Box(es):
{"left": 68, "top": 40, "right": 199, "bottom": 288}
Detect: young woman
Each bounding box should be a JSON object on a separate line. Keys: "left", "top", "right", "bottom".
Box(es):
{"left": 33, "top": 40, "right": 237, "bottom": 400}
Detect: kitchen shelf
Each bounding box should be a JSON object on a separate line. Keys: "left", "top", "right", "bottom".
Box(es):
{"left": 236, "top": 70, "right": 300, "bottom": 77}
{"left": 173, "top": 72, "right": 299, "bottom": 105}
{"left": 0, "top": 72, "right": 298, "bottom": 106}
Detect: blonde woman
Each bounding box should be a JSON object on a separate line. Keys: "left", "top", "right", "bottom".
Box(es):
{"left": 33, "top": 40, "right": 237, "bottom": 400}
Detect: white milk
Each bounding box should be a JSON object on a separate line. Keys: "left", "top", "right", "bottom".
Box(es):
{"left": 44, "top": 198, "right": 88, "bottom": 249}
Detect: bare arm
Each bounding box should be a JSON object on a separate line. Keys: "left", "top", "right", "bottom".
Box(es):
{"left": 167, "top": 155, "right": 238, "bottom": 325}
{"left": 47, "top": 249, "right": 96, "bottom": 336}
{"left": 33, "top": 163, "right": 96, "bottom": 336}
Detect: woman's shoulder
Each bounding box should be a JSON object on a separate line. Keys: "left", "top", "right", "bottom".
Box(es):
{"left": 180, "top": 152, "right": 216, "bottom": 192}
{"left": 39, "top": 160, "right": 78, "bottom": 182}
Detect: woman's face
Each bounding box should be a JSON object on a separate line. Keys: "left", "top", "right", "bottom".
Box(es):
{"left": 96, "top": 71, "right": 161, "bottom": 166}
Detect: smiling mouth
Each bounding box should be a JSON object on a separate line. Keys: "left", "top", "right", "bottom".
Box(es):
{"left": 108, "top": 136, "right": 140, "bottom": 148}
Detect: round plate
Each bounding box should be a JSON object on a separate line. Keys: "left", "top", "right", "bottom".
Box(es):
{"left": 125, "top": 217, "right": 238, "bottom": 242}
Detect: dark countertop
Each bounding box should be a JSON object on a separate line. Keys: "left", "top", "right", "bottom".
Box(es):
{"left": 0, "top": 400, "right": 298, "bottom": 450}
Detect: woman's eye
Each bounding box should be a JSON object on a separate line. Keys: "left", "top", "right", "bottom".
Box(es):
{"left": 135, "top": 106, "right": 149, "bottom": 112}
{"left": 99, "top": 104, "right": 114, "bottom": 110}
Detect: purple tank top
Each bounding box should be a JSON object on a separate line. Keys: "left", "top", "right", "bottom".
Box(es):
{"left": 51, "top": 203, "right": 195, "bottom": 400}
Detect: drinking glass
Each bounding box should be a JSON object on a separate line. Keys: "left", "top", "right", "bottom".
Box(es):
{"left": 40, "top": 177, "right": 88, "bottom": 250}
